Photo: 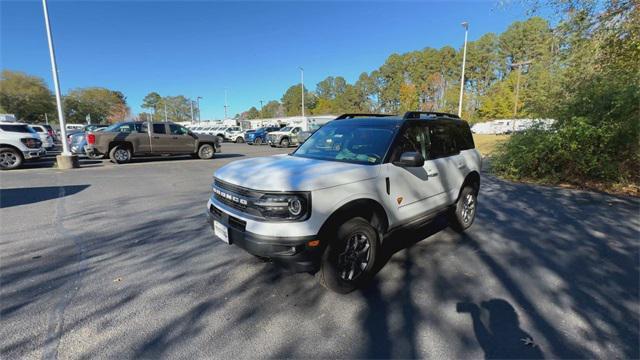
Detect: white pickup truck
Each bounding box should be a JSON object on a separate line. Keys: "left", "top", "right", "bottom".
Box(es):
{"left": 206, "top": 111, "right": 482, "bottom": 293}
{"left": 0, "top": 122, "right": 46, "bottom": 170}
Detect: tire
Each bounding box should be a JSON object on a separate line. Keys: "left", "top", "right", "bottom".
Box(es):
{"left": 0, "top": 147, "right": 23, "bottom": 170}
{"left": 317, "top": 217, "right": 379, "bottom": 294}
{"left": 280, "top": 138, "right": 290, "bottom": 148}
{"left": 109, "top": 145, "right": 131, "bottom": 164}
{"left": 254, "top": 137, "right": 262, "bottom": 145}
{"left": 235, "top": 137, "right": 244, "bottom": 143}
{"left": 197, "top": 144, "right": 215, "bottom": 159}
{"left": 449, "top": 186, "right": 477, "bottom": 232}
{"left": 217, "top": 135, "right": 224, "bottom": 143}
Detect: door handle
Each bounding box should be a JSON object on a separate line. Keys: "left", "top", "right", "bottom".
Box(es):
{"left": 427, "top": 169, "right": 438, "bottom": 177}
{"left": 153, "top": 136, "right": 160, "bottom": 139}
{"left": 457, "top": 163, "right": 465, "bottom": 169}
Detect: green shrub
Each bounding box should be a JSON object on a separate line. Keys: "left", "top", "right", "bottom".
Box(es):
{"left": 491, "top": 117, "right": 639, "bottom": 184}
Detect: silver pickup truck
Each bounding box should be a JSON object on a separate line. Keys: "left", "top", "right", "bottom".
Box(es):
{"left": 85, "top": 121, "right": 221, "bottom": 164}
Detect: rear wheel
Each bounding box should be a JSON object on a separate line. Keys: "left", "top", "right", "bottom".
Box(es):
{"left": 449, "top": 186, "right": 477, "bottom": 232}
{"left": 254, "top": 137, "right": 262, "bottom": 145}
{"left": 0, "top": 147, "right": 23, "bottom": 170}
{"left": 235, "top": 136, "right": 244, "bottom": 143}
{"left": 217, "top": 135, "right": 224, "bottom": 143}
{"left": 109, "top": 145, "right": 131, "bottom": 164}
{"left": 198, "top": 144, "right": 215, "bottom": 159}
{"left": 317, "top": 217, "right": 379, "bottom": 294}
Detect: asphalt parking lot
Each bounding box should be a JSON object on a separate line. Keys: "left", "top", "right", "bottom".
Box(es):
{"left": 1, "top": 143, "right": 639, "bottom": 359}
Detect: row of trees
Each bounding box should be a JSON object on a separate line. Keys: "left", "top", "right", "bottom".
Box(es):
{"left": 0, "top": 70, "right": 130, "bottom": 124}
{"left": 236, "top": 16, "right": 557, "bottom": 122}
{"left": 139, "top": 92, "right": 199, "bottom": 122}
{"left": 492, "top": 0, "right": 638, "bottom": 186}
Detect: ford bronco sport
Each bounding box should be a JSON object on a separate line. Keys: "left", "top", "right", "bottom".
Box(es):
{"left": 206, "top": 112, "right": 481, "bottom": 293}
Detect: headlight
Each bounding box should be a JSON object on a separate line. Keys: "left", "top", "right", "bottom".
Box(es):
{"left": 21, "top": 138, "right": 41, "bottom": 149}
{"left": 253, "top": 193, "right": 310, "bottom": 220}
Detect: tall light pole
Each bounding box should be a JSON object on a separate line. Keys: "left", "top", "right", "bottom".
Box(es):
{"left": 190, "top": 100, "right": 195, "bottom": 123}
{"left": 458, "top": 21, "right": 469, "bottom": 118}
{"left": 299, "top": 67, "right": 305, "bottom": 117}
{"left": 197, "top": 96, "right": 202, "bottom": 123}
{"left": 42, "top": 0, "right": 74, "bottom": 165}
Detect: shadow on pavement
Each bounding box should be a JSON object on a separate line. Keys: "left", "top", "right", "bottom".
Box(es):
{"left": 457, "top": 299, "right": 545, "bottom": 359}
{"left": 0, "top": 185, "right": 90, "bottom": 208}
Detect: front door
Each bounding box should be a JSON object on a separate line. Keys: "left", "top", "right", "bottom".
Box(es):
{"left": 168, "top": 124, "right": 196, "bottom": 153}
{"left": 381, "top": 121, "right": 448, "bottom": 226}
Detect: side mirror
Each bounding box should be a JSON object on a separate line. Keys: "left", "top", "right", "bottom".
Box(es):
{"left": 393, "top": 151, "right": 425, "bottom": 167}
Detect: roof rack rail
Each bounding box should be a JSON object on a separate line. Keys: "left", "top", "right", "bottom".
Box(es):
{"left": 402, "top": 111, "right": 460, "bottom": 120}
{"left": 335, "top": 113, "right": 394, "bottom": 120}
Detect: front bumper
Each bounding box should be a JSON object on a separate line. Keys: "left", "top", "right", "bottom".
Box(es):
{"left": 206, "top": 203, "right": 321, "bottom": 272}
{"left": 22, "top": 148, "right": 46, "bottom": 159}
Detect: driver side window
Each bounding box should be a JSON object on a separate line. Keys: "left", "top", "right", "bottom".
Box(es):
{"left": 392, "top": 123, "right": 429, "bottom": 161}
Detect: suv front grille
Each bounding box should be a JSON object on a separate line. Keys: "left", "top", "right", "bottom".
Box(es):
{"left": 212, "top": 178, "right": 262, "bottom": 218}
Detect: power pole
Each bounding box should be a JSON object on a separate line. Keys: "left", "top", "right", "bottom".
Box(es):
{"left": 44, "top": 113, "right": 48, "bottom": 125}
{"left": 196, "top": 96, "right": 202, "bottom": 123}
{"left": 511, "top": 60, "right": 533, "bottom": 131}
{"left": 164, "top": 103, "right": 168, "bottom": 122}
{"left": 458, "top": 21, "right": 469, "bottom": 118}
{"left": 224, "top": 90, "right": 229, "bottom": 120}
{"left": 190, "top": 100, "right": 194, "bottom": 123}
{"left": 300, "top": 67, "right": 305, "bottom": 117}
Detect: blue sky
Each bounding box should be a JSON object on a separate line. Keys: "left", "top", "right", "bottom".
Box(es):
{"left": 1, "top": 1, "right": 535, "bottom": 119}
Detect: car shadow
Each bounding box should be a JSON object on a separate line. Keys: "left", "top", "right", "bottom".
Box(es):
{"left": 0, "top": 185, "right": 90, "bottom": 208}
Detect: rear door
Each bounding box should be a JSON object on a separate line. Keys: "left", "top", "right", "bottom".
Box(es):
{"left": 151, "top": 123, "right": 172, "bottom": 153}
{"left": 426, "top": 122, "right": 465, "bottom": 203}
{"left": 168, "top": 124, "right": 196, "bottom": 153}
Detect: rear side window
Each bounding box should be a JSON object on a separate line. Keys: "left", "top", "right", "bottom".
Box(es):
{"left": 427, "top": 123, "right": 458, "bottom": 158}
{"left": 32, "top": 126, "right": 45, "bottom": 132}
{"left": 153, "top": 124, "right": 166, "bottom": 134}
{"left": 453, "top": 122, "right": 475, "bottom": 151}
{"left": 0, "top": 125, "right": 34, "bottom": 133}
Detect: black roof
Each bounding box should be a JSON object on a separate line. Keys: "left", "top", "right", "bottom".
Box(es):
{"left": 334, "top": 111, "right": 466, "bottom": 124}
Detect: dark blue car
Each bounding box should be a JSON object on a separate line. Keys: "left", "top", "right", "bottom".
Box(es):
{"left": 245, "top": 126, "right": 280, "bottom": 145}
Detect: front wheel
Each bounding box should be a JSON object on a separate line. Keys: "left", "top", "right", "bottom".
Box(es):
{"left": 109, "top": 145, "right": 131, "bottom": 164}
{"left": 235, "top": 137, "right": 244, "bottom": 143}
{"left": 449, "top": 186, "right": 477, "bottom": 232}
{"left": 280, "top": 138, "right": 290, "bottom": 147}
{"left": 317, "top": 217, "right": 379, "bottom": 294}
{"left": 197, "top": 144, "right": 215, "bottom": 159}
{"left": 254, "top": 137, "right": 262, "bottom": 145}
{"left": 0, "top": 147, "right": 23, "bottom": 170}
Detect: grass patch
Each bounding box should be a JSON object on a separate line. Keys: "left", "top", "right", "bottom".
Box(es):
{"left": 472, "top": 134, "right": 510, "bottom": 156}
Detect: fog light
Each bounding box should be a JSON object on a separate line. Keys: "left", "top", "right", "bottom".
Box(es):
{"left": 307, "top": 240, "right": 320, "bottom": 247}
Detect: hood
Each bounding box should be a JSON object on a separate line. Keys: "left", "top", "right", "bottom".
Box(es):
{"left": 268, "top": 131, "right": 288, "bottom": 136}
{"left": 214, "top": 155, "right": 379, "bottom": 191}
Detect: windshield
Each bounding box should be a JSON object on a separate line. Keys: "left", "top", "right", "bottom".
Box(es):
{"left": 279, "top": 127, "right": 292, "bottom": 132}
{"left": 0, "top": 124, "right": 35, "bottom": 133}
{"left": 293, "top": 121, "right": 397, "bottom": 165}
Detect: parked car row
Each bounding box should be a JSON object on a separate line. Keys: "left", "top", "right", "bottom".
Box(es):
{"left": 0, "top": 121, "right": 46, "bottom": 170}
{"left": 189, "top": 125, "right": 244, "bottom": 143}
